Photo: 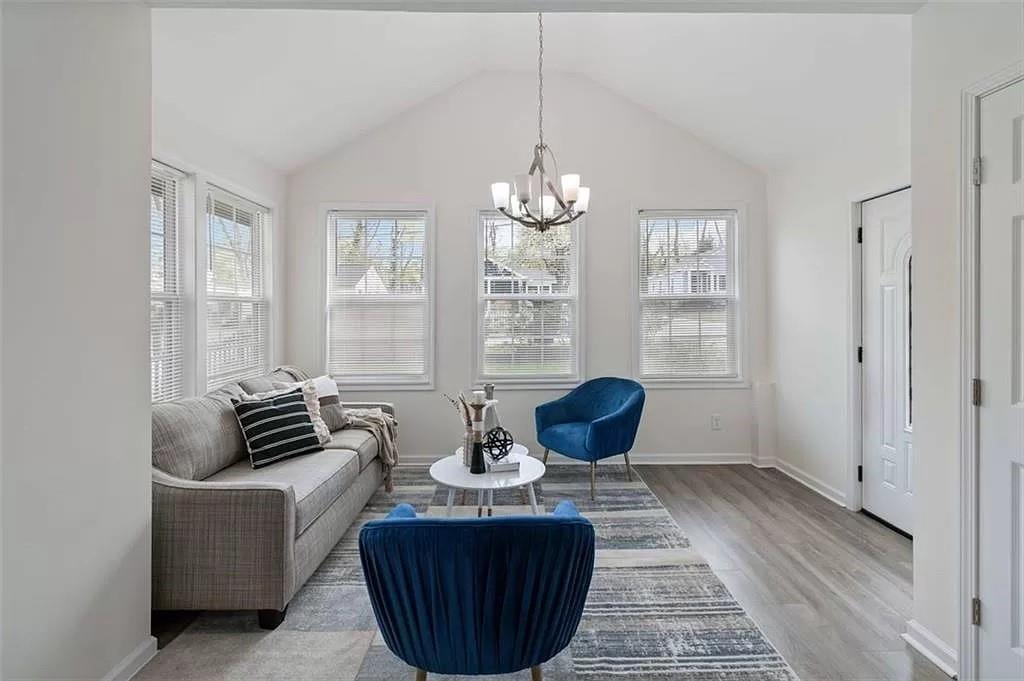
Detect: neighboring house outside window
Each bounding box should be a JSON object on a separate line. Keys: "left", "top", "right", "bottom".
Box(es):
{"left": 205, "top": 186, "right": 270, "bottom": 390}
{"left": 150, "top": 161, "right": 186, "bottom": 402}
{"left": 637, "top": 210, "right": 740, "bottom": 381}
{"left": 325, "top": 209, "right": 433, "bottom": 387}
{"left": 476, "top": 211, "right": 581, "bottom": 384}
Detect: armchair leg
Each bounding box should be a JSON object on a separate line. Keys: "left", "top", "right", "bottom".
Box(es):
{"left": 542, "top": 448, "right": 549, "bottom": 464}
{"left": 624, "top": 452, "right": 633, "bottom": 481}
{"left": 257, "top": 606, "right": 288, "bottom": 630}
{"left": 414, "top": 670, "right": 427, "bottom": 681}
{"left": 590, "top": 461, "right": 596, "bottom": 501}
{"left": 531, "top": 665, "right": 543, "bottom": 681}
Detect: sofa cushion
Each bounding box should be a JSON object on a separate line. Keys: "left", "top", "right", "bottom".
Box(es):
{"left": 238, "top": 366, "right": 310, "bottom": 395}
{"left": 323, "top": 429, "right": 378, "bottom": 471}
{"left": 152, "top": 383, "right": 247, "bottom": 480}
{"left": 205, "top": 449, "right": 360, "bottom": 536}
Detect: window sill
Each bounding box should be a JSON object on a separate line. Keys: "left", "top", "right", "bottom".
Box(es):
{"left": 335, "top": 379, "right": 435, "bottom": 393}
{"left": 637, "top": 378, "right": 750, "bottom": 390}
{"left": 475, "top": 378, "right": 582, "bottom": 391}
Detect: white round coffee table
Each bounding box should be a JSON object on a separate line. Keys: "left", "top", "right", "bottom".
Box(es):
{"left": 430, "top": 444, "right": 545, "bottom": 516}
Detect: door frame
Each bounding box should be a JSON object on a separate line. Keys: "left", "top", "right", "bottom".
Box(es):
{"left": 849, "top": 186, "right": 912, "bottom": 514}
{"left": 958, "top": 61, "right": 1024, "bottom": 681}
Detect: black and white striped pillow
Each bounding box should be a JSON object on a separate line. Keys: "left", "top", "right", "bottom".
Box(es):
{"left": 232, "top": 388, "right": 323, "bottom": 469}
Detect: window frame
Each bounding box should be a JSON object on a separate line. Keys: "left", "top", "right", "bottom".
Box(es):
{"left": 318, "top": 202, "right": 436, "bottom": 391}
{"left": 473, "top": 209, "right": 585, "bottom": 389}
{"left": 199, "top": 183, "right": 270, "bottom": 391}
{"left": 150, "top": 160, "right": 189, "bottom": 402}
{"left": 631, "top": 206, "right": 748, "bottom": 389}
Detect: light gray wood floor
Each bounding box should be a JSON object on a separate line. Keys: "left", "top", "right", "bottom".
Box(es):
{"left": 637, "top": 464, "right": 949, "bottom": 681}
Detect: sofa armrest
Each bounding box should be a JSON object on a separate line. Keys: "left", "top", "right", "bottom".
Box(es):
{"left": 151, "top": 468, "right": 297, "bottom": 611}
{"left": 345, "top": 401, "right": 396, "bottom": 419}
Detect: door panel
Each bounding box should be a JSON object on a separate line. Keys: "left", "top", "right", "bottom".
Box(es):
{"left": 862, "top": 188, "right": 912, "bottom": 533}
{"left": 978, "top": 78, "right": 1024, "bottom": 681}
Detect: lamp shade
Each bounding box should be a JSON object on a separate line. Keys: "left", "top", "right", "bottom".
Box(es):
{"left": 561, "top": 174, "right": 580, "bottom": 202}
{"left": 575, "top": 187, "right": 590, "bottom": 213}
{"left": 491, "top": 182, "right": 510, "bottom": 210}
{"left": 514, "top": 174, "right": 532, "bottom": 203}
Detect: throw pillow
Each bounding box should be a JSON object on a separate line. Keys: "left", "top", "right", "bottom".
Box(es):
{"left": 274, "top": 375, "right": 349, "bottom": 432}
{"left": 244, "top": 383, "right": 331, "bottom": 445}
{"left": 232, "top": 388, "right": 323, "bottom": 468}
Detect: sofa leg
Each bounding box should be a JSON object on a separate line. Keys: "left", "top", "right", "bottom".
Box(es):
{"left": 414, "top": 670, "right": 427, "bottom": 681}
{"left": 531, "top": 665, "right": 543, "bottom": 681}
{"left": 624, "top": 452, "right": 633, "bottom": 481}
{"left": 542, "top": 448, "right": 549, "bottom": 464}
{"left": 257, "top": 607, "right": 288, "bottom": 630}
{"left": 590, "top": 461, "right": 596, "bottom": 501}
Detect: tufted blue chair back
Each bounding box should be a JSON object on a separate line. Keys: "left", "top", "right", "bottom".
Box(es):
{"left": 359, "top": 502, "right": 595, "bottom": 676}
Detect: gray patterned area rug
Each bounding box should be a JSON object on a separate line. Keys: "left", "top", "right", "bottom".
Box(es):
{"left": 139, "top": 465, "right": 798, "bottom": 680}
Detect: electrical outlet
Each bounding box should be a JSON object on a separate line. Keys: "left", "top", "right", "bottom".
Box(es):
{"left": 711, "top": 414, "right": 722, "bottom": 431}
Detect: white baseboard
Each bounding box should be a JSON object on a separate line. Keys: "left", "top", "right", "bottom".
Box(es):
{"left": 104, "top": 636, "right": 157, "bottom": 681}
{"left": 398, "top": 452, "right": 755, "bottom": 466}
{"left": 902, "top": 619, "right": 958, "bottom": 678}
{"left": 774, "top": 458, "right": 847, "bottom": 507}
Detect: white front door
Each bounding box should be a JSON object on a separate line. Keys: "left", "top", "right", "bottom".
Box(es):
{"left": 862, "top": 188, "right": 913, "bottom": 534}
{"left": 977, "top": 77, "right": 1024, "bottom": 681}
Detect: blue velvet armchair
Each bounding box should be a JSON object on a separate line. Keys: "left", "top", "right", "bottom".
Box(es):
{"left": 359, "top": 501, "right": 595, "bottom": 681}
{"left": 535, "top": 377, "right": 646, "bottom": 499}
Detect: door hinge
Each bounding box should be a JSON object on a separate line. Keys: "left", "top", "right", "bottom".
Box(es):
{"left": 972, "top": 378, "right": 982, "bottom": 407}
{"left": 857, "top": 346, "right": 863, "bottom": 363}
{"left": 971, "top": 597, "right": 982, "bottom": 626}
{"left": 973, "top": 156, "right": 983, "bottom": 186}
{"left": 857, "top": 465, "right": 863, "bottom": 483}
{"left": 857, "top": 227, "right": 863, "bottom": 244}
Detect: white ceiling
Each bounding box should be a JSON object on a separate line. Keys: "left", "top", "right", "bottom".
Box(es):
{"left": 153, "top": 10, "right": 910, "bottom": 173}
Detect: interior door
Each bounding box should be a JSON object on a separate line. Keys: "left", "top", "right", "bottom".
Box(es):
{"left": 977, "top": 77, "right": 1024, "bottom": 681}
{"left": 862, "top": 188, "right": 913, "bottom": 534}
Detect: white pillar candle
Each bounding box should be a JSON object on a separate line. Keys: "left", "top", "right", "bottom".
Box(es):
{"left": 491, "top": 182, "right": 510, "bottom": 210}
{"left": 575, "top": 186, "right": 591, "bottom": 213}
{"left": 561, "top": 174, "right": 580, "bottom": 202}
{"left": 514, "top": 174, "right": 532, "bottom": 203}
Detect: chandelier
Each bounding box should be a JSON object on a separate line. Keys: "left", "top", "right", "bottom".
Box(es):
{"left": 490, "top": 13, "right": 590, "bottom": 233}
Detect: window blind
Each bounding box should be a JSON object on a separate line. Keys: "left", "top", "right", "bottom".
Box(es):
{"left": 477, "top": 212, "right": 579, "bottom": 381}
{"left": 206, "top": 186, "right": 270, "bottom": 390}
{"left": 637, "top": 210, "right": 738, "bottom": 379}
{"left": 326, "top": 210, "right": 431, "bottom": 385}
{"left": 150, "top": 161, "right": 185, "bottom": 402}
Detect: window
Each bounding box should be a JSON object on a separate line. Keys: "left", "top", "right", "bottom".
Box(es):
{"left": 476, "top": 211, "right": 580, "bottom": 383}
{"left": 206, "top": 186, "right": 270, "bottom": 390}
{"left": 150, "top": 161, "right": 186, "bottom": 402}
{"left": 326, "top": 209, "right": 432, "bottom": 386}
{"left": 637, "top": 210, "right": 739, "bottom": 380}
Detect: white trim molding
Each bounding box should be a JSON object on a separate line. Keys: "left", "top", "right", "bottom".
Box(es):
{"left": 903, "top": 620, "right": 958, "bottom": 679}
{"left": 103, "top": 636, "right": 157, "bottom": 681}
{"left": 775, "top": 457, "right": 848, "bottom": 507}
{"left": 958, "top": 60, "right": 1024, "bottom": 681}
{"left": 398, "top": 451, "right": 757, "bottom": 466}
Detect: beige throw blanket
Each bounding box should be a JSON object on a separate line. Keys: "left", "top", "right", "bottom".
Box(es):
{"left": 346, "top": 408, "right": 399, "bottom": 492}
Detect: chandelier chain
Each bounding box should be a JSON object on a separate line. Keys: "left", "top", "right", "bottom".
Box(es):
{"left": 537, "top": 11, "right": 544, "bottom": 149}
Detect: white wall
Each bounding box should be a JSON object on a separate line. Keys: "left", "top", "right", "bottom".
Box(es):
{"left": 767, "top": 138, "right": 910, "bottom": 502}
{"left": 286, "top": 72, "right": 769, "bottom": 460}
{"left": 153, "top": 100, "right": 289, "bottom": 370}
{"left": 2, "top": 2, "right": 154, "bottom": 679}
{"left": 911, "top": 0, "right": 1023, "bottom": 655}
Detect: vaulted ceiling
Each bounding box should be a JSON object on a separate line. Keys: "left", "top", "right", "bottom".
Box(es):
{"left": 153, "top": 10, "right": 910, "bottom": 173}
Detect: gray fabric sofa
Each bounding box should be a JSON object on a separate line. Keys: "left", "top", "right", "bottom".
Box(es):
{"left": 151, "top": 367, "right": 392, "bottom": 628}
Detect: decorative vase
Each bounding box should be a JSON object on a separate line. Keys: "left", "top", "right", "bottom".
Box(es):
{"left": 463, "top": 430, "right": 473, "bottom": 467}
{"left": 470, "top": 440, "right": 486, "bottom": 474}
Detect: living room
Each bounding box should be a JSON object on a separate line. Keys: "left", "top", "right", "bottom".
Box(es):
{"left": 2, "top": 1, "right": 1022, "bottom": 680}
